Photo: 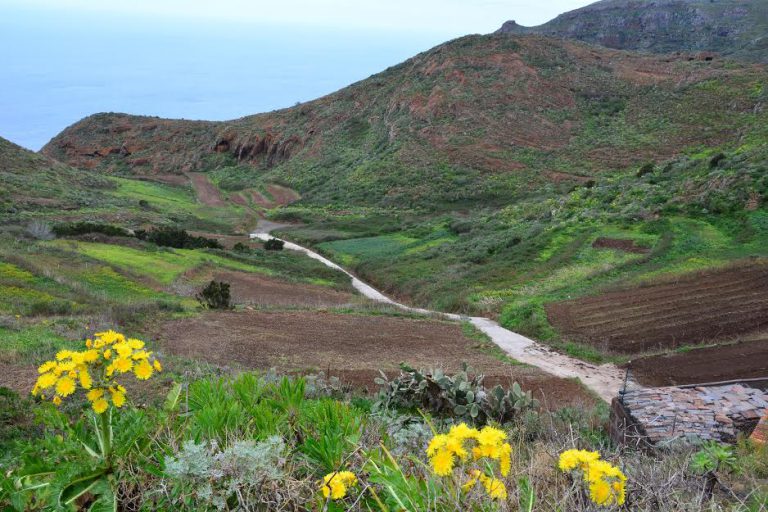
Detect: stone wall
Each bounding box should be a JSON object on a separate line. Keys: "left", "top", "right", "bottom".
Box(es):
{"left": 610, "top": 384, "right": 768, "bottom": 446}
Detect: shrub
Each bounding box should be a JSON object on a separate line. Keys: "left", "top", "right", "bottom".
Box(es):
{"left": 25, "top": 221, "right": 54, "bottom": 240}
{"left": 709, "top": 152, "right": 727, "bottom": 168}
{"left": 637, "top": 162, "right": 655, "bottom": 177}
{"left": 52, "top": 222, "right": 130, "bottom": 238}
{"left": 135, "top": 227, "right": 223, "bottom": 249}
{"left": 233, "top": 242, "right": 249, "bottom": 252}
{"left": 196, "top": 280, "right": 232, "bottom": 310}
{"left": 264, "top": 238, "right": 285, "bottom": 251}
{"left": 163, "top": 437, "right": 289, "bottom": 510}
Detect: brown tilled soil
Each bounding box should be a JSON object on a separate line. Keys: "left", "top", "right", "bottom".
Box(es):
{"left": 546, "top": 264, "right": 768, "bottom": 353}
{"left": 204, "top": 269, "right": 356, "bottom": 307}
{"left": 158, "top": 310, "right": 596, "bottom": 409}
{"left": 0, "top": 361, "right": 37, "bottom": 395}
{"left": 630, "top": 338, "right": 768, "bottom": 387}
{"left": 188, "top": 173, "right": 226, "bottom": 206}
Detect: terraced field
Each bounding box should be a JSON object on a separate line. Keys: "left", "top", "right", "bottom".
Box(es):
{"left": 631, "top": 336, "right": 768, "bottom": 387}
{"left": 546, "top": 263, "right": 768, "bottom": 353}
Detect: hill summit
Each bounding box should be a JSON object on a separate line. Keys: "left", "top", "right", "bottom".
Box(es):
{"left": 498, "top": 0, "right": 768, "bottom": 63}
{"left": 42, "top": 34, "right": 767, "bottom": 209}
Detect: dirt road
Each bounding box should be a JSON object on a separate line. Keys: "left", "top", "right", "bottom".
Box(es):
{"left": 251, "top": 223, "right": 626, "bottom": 402}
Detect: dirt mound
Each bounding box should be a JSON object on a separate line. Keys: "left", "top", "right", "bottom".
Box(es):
{"left": 630, "top": 338, "right": 768, "bottom": 387}
{"left": 546, "top": 264, "right": 768, "bottom": 353}
{"left": 158, "top": 310, "right": 596, "bottom": 409}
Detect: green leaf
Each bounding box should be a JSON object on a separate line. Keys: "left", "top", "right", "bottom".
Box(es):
{"left": 59, "top": 471, "right": 108, "bottom": 506}
{"left": 518, "top": 476, "right": 535, "bottom": 512}
{"left": 163, "top": 382, "right": 183, "bottom": 412}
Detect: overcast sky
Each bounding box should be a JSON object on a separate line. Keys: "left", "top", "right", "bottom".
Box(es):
{"left": 4, "top": 0, "right": 594, "bottom": 35}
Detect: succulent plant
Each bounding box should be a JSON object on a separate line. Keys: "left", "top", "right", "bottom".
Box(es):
{"left": 374, "top": 363, "right": 538, "bottom": 425}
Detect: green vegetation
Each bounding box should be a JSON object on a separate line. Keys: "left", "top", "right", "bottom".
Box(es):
{"left": 274, "top": 143, "right": 768, "bottom": 361}
{"left": 3, "top": 365, "right": 765, "bottom": 511}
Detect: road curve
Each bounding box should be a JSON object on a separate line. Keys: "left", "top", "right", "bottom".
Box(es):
{"left": 251, "top": 225, "right": 627, "bottom": 402}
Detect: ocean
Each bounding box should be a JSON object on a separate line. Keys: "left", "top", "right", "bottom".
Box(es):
{"left": 0, "top": 8, "right": 447, "bottom": 151}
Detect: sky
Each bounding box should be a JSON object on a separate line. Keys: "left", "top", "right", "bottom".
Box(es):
{"left": 0, "top": 0, "right": 594, "bottom": 150}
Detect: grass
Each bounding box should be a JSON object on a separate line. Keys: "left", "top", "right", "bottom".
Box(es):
{"left": 48, "top": 240, "right": 275, "bottom": 285}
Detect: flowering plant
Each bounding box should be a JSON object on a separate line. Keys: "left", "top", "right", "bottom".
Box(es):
{"left": 26, "top": 330, "right": 162, "bottom": 509}
{"left": 558, "top": 449, "right": 627, "bottom": 507}
{"left": 320, "top": 470, "right": 359, "bottom": 500}
{"left": 426, "top": 423, "right": 513, "bottom": 500}
{"left": 32, "top": 329, "right": 162, "bottom": 413}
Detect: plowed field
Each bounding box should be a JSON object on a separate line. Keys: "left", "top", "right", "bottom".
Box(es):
{"left": 630, "top": 337, "right": 768, "bottom": 387}
{"left": 158, "top": 310, "right": 596, "bottom": 409}
{"left": 546, "top": 264, "right": 768, "bottom": 353}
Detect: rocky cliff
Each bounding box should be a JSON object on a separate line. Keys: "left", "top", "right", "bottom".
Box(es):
{"left": 498, "top": 0, "right": 768, "bottom": 63}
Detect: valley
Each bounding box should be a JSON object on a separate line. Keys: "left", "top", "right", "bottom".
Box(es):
{"left": 1, "top": 5, "right": 767, "bottom": 508}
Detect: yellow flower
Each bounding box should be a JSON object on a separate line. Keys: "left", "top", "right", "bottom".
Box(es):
{"left": 430, "top": 448, "right": 455, "bottom": 476}
{"left": 56, "top": 350, "right": 72, "bottom": 361}
{"left": 37, "top": 361, "right": 57, "bottom": 374}
{"left": 449, "top": 423, "right": 479, "bottom": 441}
{"left": 114, "top": 342, "right": 132, "bottom": 358}
{"left": 111, "top": 390, "right": 126, "bottom": 408}
{"left": 476, "top": 426, "right": 507, "bottom": 447}
{"left": 92, "top": 398, "right": 109, "bottom": 414}
{"left": 131, "top": 350, "right": 149, "bottom": 360}
{"left": 462, "top": 470, "right": 481, "bottom": 492}
{"left": 320, "top": 471, "right": 357, "bottom": 500}
{"left": 82, "top": 349, "right": 99, "bottom": 363}
{"left": 35, "top": 372, "right": 57, "bottom": 390}
{"left": 558, "top": 449, "right": 626, "bottom": 507}
{"left": 79, "top": 368, "right": 92, "bottom": 389}
{"left": 113, "top": 357, "right": 133, "bottom": 373}
{"left": 427, "top": 434, "right": 450, "bottom": 457}
{"left": 52, "top": 396, "right": 62, "bottom": 406}
{"left": 86, "top": 388, "right": 105, "bottom": 402}
{"left": 134, "top": 360, "right": 153, "bottom": 380}
{"left": 558, "top": 449, "right": 601, "bottom": 472}
{"left": 153, "top": 359, "right": 162, "bottom": 372}
{"left": 480, "top": 475, "right": 508, "bottom": 500}
{"left": 103, "top": 349, "right": 112, "bottom": 360}
{"left": 127, "top": 338, "right": 145, "bottom": 350}
{"left": 85, "top": 339, "right": 93, "bottom": 348}
{"left": 55, "top": 376, "right": 76, "bottom": 397}
{"left": 499, "top": 443, "right": 512, "bottom": 477}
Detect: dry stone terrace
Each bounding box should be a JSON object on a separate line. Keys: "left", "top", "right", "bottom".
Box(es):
{"left": 613, "top": 384, "right": 768, "bottom": 447}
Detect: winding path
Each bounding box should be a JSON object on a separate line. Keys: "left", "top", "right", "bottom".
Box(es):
{"left": 251, "top": 223, "right": 627, "bottom": 402}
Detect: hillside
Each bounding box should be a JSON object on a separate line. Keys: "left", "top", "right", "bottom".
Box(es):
{"left": 0, "top": 135, "right": 115, "bottom": 222}
{"left": 497, "top": 0, "right": 768, "bottom": 63}
{"left": 43, "top": 34, "right": 768, "bottom": 209}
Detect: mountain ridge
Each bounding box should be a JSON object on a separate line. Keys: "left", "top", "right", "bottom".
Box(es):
{"left": 497, "top": 0, "right": 768, "bottom": 63}
{"left": 41, "top": 34, "right": 768, "bottom": 209}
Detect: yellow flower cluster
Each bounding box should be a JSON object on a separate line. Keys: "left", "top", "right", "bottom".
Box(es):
{"left": 320, "top": 471, "right": 358, "bottom": 500}
{"left": 426, "top": 423, "right": 512, "bottom": 500}
{"left": 558, "top": 449, "right": 626, "bottom": 507}
{"left": 31, "top": 330, "right": 161, "bottom": 414}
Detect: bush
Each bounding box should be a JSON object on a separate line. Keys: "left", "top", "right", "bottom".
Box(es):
{"left": 52, "top": 221, "right": 130, "bottom": 238}
{"left": 233, "top": 242, "right": 249, "bottom": 252}
{"left": 196, "top": 280, "right": 232, "bottom": 309}
{"left": 25, "top": 221, "right": 54, "bottom": 240}
{"left": 135, "top": 227, "right": 223, "bottom": 249}
{"left": 264, "top": 238, "right": 285, "bottom": 251}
